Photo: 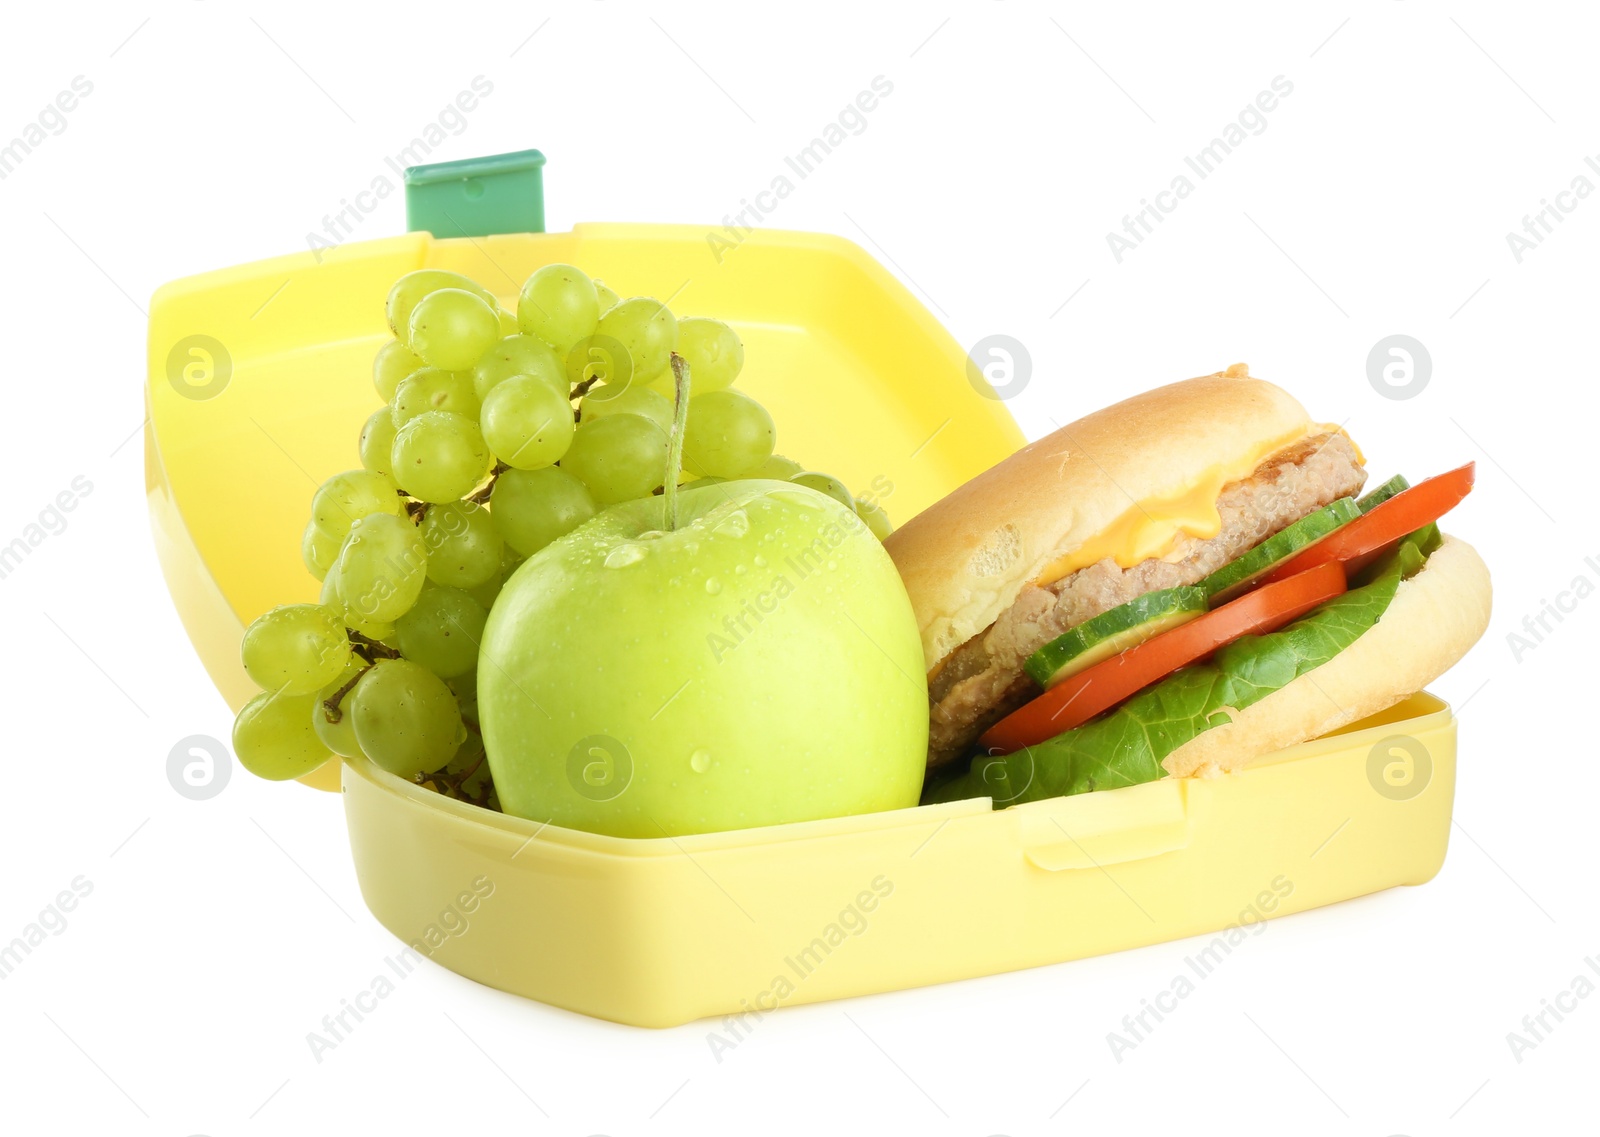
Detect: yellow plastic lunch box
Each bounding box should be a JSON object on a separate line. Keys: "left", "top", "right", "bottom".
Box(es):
{"left": 147, "top": 171, "right": 1458, "bottom": 1028}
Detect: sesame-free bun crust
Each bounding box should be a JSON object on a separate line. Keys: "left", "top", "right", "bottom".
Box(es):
{"left": 1162, "top": 534, "right": 1492, "bottom": 778}
{"left": 885, "top": 367, "right": 1316, "bottom": 672}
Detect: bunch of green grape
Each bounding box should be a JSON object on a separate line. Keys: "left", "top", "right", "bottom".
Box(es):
{"left": 231, "top": 263, "right": 891, "bottom": 806}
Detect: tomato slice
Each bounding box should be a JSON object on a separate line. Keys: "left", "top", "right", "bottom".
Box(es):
{"left": 979, "top": 562, "right": 1348, "bottom": 755}
{"left": 1263, "top": 462, "right": 1474, "bottom": 584}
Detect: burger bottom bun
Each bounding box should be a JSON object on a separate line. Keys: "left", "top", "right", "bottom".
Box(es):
{"left": 1162, "top": 534, "right": 1491, "bottom": 780}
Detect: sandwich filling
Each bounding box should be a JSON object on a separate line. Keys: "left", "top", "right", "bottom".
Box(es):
{"left": 924, "top": 522, "right": 1444, "bottom": 806}
{"left": 924, "top": 431, "right": 1366, "bottom": 766}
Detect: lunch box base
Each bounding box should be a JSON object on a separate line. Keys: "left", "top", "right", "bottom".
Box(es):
{"left": 343, "top": 692, "right": 1454, "bottom": 1028}
{"left": 147, "top": 222, "right": 1457, "bottom": 1028}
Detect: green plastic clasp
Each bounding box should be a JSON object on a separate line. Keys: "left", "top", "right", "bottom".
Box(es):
{"left": 404, "top": 148, "right": 546, "bottom": 239}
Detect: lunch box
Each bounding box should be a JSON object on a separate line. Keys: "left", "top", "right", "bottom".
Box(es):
{"left": 147, "top": 154, "right": 1459, "bottom": 1027}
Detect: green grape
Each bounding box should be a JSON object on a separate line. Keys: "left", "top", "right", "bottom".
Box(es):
{"left": 517, "top": 263, "right": 600, "bottom": 353}
{"left": 464, "top": 572, "right": 502, "bottom": 612}
{"left": 580, "top": 383, "right": 674, "bottom": 433}
{"left": 593, "top": 279, "right": 620, "bottom": 316}
{"left": 680, "top": 476, "right": 729, "bottom": 491}
{"left": 391, "top": 367, "right": 480, "bottom": 426}
{"left": 561, "top": 414, "right": 669, "bottom": 504}
{"left": 490, "top": 466, "right": 597, "bottom": 556}
{"left": 241, "top": 603, "right": 351, "bottom": 695}
{"left": 391, "top": 411, "right": 492, "bottom": 503}
{"left": 336, "top": 512, "right": 428, "bottom": 625}
{"left": 481, "top": 375, "right": 575, "bottom": 470}
{"left": 301, "top": 520, "right": 343, "bottom": 581}
{"left": 464, "top": 542, "right": 523, "bottom": 611}
{"left": 489, "top": 544, "right": 523, "bottom": 599}
{"left": 315, "top": 566, "right": 344, "bottom": 626}
{"left": 408, "top": 288, "right": 500, "bottom": 371}
{"left": 472, "top": 334, "right": 566, "bottom": 403}
{"left": 320, "top": 561, "right": 397, "bottom": 639}
{"left": 350, "top": 658, "right": 465, "bottom": 779}
{"left": 396, "top": 586, "right": 487, "bottom": 679}
{"left": 854, "top": 496, "right": 893, "bottom": 541}
{"left": 497, "top": 307, "right": 519, "bottom": 337}
{"left": 683, "top": 390, "right": 775, "bottom": 478}
{"left": 311, "top": 469, "right": 402, "bottom": 540}
{"left": 595, "top": 298, "right": 678, "bottom": 391}
{"left": 754, "top": 453, "right": 803, "bottom": 480}
{"left": 790, "top": 471, "right": 855, "bottom": 511}
{"left": 564, "top": 333, "right": 636, "bottom": 390}
{"left": 675, "top": 317, "right": 744, "bottom": 392}
{"left": 448, "top": 670, "right": 477, "bottom": 709}
{"left": 359, "top": 407, "right": 398, "bottom": 478}
{"left": 355, "top": 619, "right": 396, "bottom": 641}
{"left": 373, "top": 340, "right": 425, "bottom": 402}
{"left": 442, "top": 732, "right": 494, "bottom": 801}
{"left": 311, "top": 659, "right": 368, "bottom": 758}
{"left": 420, "top": 500, "right": 502, "bottom": 589}
{"left": 318, "top": 561, "right": 341, "bottom": 607}
{"left": 386, "top": 270, "right": 497, "bottom": 342}
{"left": 234, "top": 690, "right": 332, "bottom": 781}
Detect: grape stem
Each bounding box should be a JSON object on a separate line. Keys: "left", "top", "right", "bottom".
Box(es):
{"left": 424, "top": 743, "right": 487, "bottom": 801}
{"left": 321, "top": 662, "right": 373, "bottom": 723}
{"left": 664, "top": 352, "right": 690, "bottom": 531}
{"left": 569, "top": 375, "right": 604, "bottom": 425}
{"left": 347, "top": 631, "right": 401, "bottom": 664}
{"left": 465, "top": 462, "right": 508, "bottom": 505}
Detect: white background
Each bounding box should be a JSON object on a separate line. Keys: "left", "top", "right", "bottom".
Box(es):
{"left": 1, "top": 2, "right": 1594, "bottom": 1134}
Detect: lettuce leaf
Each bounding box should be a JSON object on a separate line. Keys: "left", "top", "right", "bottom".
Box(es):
{"left": 922, "top": 526, "right": 1441, "bottom": 807}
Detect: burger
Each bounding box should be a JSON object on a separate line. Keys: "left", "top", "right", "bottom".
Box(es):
{"left": 886, "top": 365, "right": 1492, "bottom": 805}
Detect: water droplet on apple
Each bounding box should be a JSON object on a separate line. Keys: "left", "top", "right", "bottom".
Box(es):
{"left": 713, "top": 510, "right": 750, "bottom": 538}
{"left": 690, "top": 749, "right": 711, "bottom": 774}
{"left": 604, "top": 544, "right": 647, "bottom": 568}
{"left": 826, "top": 560, "right": 837, "bottom": 571}
{"left": 734, "top": 564, "right": 747, "bottom": 575}
{"left": 753, "top": 553, "right": 767, "bottom": 567}
{"left": 705, "top": 578, "right": 722, "bottom": 595}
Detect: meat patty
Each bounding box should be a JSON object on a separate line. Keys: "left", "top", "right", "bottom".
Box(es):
{"left": 924, "top": 432, "right": 1366, "bottom": 766}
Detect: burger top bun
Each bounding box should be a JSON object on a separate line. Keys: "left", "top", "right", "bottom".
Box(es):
{"left": 885, "top": 365, "right": 1319, "bottom": 673}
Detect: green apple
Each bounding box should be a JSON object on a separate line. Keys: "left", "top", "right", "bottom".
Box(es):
{"left": 478, "top": 480, "right": 928, "bottom": 837}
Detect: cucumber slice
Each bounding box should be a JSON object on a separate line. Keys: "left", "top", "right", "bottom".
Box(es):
{"left": 1024, "top": 586, "right": 1208, "bottom": 689}
{"left": 1357, "top": 474, "right": 1409, "bottom": 514}
{"left": 1198, "top": 497, "right": 1361, "bottom": 604}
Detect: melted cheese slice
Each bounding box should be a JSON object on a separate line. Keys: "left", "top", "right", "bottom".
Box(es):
{"left": 1035, "top": 427, "right": 1321, "bottom": 586}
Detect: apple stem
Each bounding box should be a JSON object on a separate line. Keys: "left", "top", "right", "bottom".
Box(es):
{"left": 664, "top": 351, "right": 690, "bottom": 531}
